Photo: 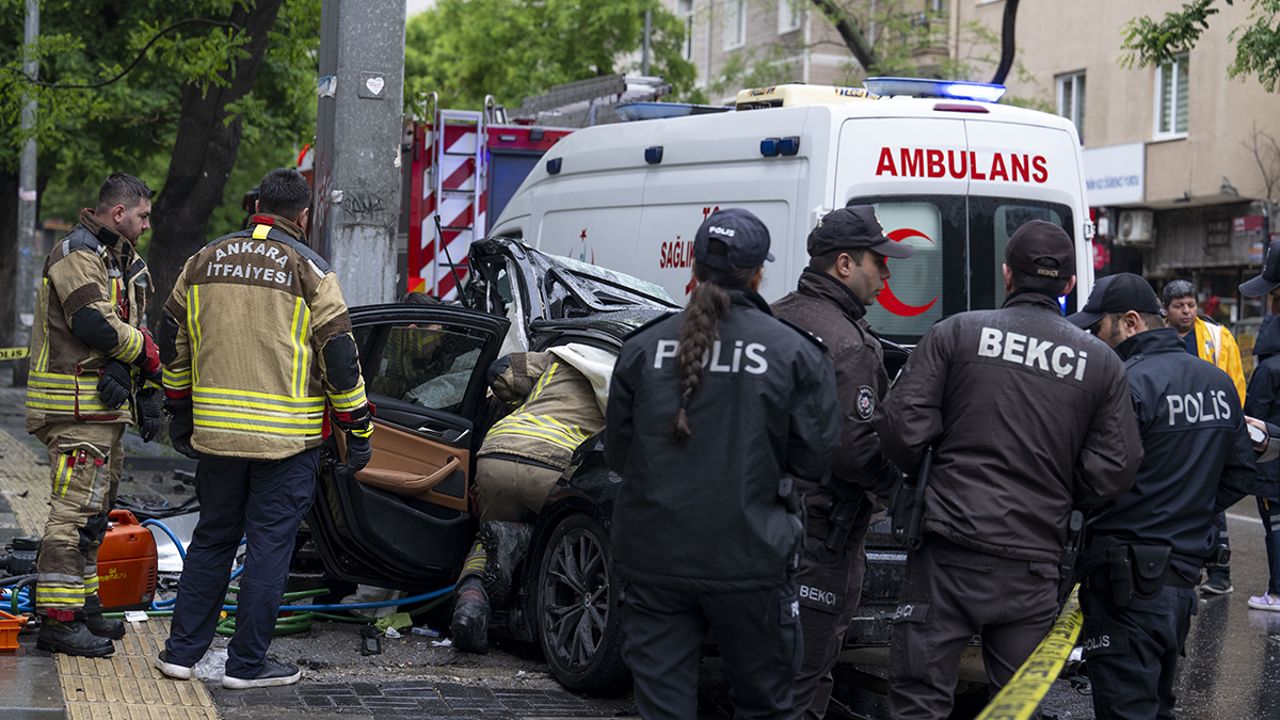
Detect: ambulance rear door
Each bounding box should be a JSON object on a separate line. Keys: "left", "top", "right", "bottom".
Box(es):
{"left": 834, "top": 116, "right": 970, "bottom": 344}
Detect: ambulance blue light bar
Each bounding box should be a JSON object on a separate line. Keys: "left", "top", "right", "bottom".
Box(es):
{"left": 864, "top": 77, "right": 1007, "bottom": 103}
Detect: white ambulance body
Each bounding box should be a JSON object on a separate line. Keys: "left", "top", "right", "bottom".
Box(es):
{"left": 490, "top": 82, "right": 1092, "bottom": 343}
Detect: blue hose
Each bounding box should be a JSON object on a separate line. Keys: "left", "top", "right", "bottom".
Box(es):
{"left": 142, "top": 518, "right": 455, "bottom": 615}
{"left": 142, "top": 519, "right": 188, "bottom": 560}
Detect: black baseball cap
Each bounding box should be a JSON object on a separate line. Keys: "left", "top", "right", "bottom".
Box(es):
{"left": 807, "top": 206, "right": 915, "bottom": 259}
{"left": 1005, "top": 221, "right": 1076, "bottom": 279}
{"left": 694, "top": 208, "right": 774, "bottom": 271}
{"left": 1240, "top": 238, "right": 1280, "bottom": 297}
{"left": 1068, "top": 273, "right": 1162, "bottom": 329}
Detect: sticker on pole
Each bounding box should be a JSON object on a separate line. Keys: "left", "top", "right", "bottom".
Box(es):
{"left": 0, "top": 347, "right": 30, "bottom": 362}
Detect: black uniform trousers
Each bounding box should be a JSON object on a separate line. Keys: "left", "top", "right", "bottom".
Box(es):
{"left": 166, "top": 449, "right": 320, "bottom": 677}
{"left": 791, "top": 516, "right": 871, "bottom": 720}
{"left": 619, "top": 578, "right": 802, "bottom": 720}
{"left": 1079, "top": 582, "right": 1196, "bottom": 720}
{"left": 887, "top": 535, "right": 1060, "bottom": 720}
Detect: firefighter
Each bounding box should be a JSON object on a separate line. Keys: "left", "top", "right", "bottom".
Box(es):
{"left": 771, "top": 206, "right": 912, "bottom": 719}
{"left": 154, "top": 169, "right": 373, "bottom": 689}
{"left": 606, "top": 209, "right": 841, "bottom": 719}
{"left": 27, "top": 173, "right": 162, "bottom": 657}
{"left": 450, "top": 344, "right": 613, "bottom": 653}
{"left": 874, "top": 221, "right": 1142, "bottom": 720}
{"left": 1162, "top": 278, "right": 1247, "bottom": 596}
{"left": 1069, "top": 273, "right": 1259, "bottom": 720}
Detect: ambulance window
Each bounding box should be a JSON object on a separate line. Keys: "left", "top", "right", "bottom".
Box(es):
{"left": 983, "top": 200, "right": 1073, "bottom": 309}
{"left": 862, "top": 201, "right": 948, "bottom": 339}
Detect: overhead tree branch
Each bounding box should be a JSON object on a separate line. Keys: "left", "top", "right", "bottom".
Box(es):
{"left": 807, "top": 0, "right": 877, "bottom": 70}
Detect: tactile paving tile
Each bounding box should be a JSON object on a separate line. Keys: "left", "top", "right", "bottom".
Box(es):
{"left": 58, "top": 619, "right": 218, "bottom": 720}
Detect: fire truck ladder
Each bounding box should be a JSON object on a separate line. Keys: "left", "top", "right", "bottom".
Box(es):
{"left": 429, "top": 98, "right": 503, "bottom": 299}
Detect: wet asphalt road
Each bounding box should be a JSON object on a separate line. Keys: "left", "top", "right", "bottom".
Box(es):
{"left": 1037, "top": 497, "right": 1280, "bottom": 720}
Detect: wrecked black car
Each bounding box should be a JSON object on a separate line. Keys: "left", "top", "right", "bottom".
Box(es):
{"left": 306, "top": 237, "right": 912, "bottom": 695}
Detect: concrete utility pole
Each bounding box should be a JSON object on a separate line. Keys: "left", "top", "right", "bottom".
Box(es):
{"left": 313, "top": 0, "right": 407, "bottom": 305}
{"left": 12, "top": 0, "right": 40, "bottom": 387}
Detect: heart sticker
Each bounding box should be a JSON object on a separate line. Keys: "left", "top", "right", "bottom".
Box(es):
{"left": 365, "top": 76, "right": 385, "bottom": 96}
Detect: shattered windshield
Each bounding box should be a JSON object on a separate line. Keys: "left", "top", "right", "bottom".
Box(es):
{"left": 546, "top": 253, "right": 678, "bottom": 309}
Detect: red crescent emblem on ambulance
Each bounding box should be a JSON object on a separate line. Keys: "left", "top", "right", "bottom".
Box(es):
{"left": 879, "top": 228, "right": 938, "bottom": 317}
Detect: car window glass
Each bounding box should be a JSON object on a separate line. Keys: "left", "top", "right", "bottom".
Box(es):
{"left": 367, "top": 325, "right": 487, "bottom": 413}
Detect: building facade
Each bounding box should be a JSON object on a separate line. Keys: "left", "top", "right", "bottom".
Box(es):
{"left": 956, "top": 0, "right": 1280, "bottom": 333}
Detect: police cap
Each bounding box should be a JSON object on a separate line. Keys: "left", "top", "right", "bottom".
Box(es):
{"left": 807, "top": 206, "right": 915, "bottom": 259}
{"left": 1240, "top": 238, "right": 1280, "bottom": 297}
{"left": 1005, "top": 221, "right": 1075, "bottom": 280}
{"left": 694, "top": 208, "right": 774, "bottom": 271}
{"left": 1068, "top": 273, "right": 1161, "bottom": 329}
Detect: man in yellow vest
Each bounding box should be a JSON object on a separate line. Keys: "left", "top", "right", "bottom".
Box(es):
{"left": 1163, "top": 278, "right": 1245, "bottom": 595}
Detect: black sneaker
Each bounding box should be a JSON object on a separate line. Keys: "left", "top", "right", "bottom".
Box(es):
{"left": 35, "top": 618, "right": 115, "bottom": 658}
{"left": 1201, "top": 575, "right": 1234, "bottom": 595}
{"left": 221, "top": 658, "right": 302, "bottom": 689}
{"left": 155, "top": 650, "right": 193, "bottom": 680}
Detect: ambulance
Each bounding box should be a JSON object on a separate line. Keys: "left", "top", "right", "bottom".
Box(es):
{"left": 489, "top": 78, "right": 1094, "bottom": 344}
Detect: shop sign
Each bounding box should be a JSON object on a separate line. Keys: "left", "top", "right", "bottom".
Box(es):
{"left": 1233, "top": 215, "right": 1266, "bottom": 242}
{"left": 1083, "top": 143, "right": 1145, "bottom": 206}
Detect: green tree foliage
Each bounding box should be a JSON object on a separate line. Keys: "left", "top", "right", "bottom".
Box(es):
{"left": 1122, "top": 0, "right": 1280, "bottom": 92}
{"left": 0, "top": 0, "right": 316, "bottom": 246}
{"left": 404, "top": 0, "right": 697, "bottom": 111}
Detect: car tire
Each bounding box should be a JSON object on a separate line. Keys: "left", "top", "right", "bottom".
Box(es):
{"left": 535, "top": 512, "right": 629, "bottom": 695}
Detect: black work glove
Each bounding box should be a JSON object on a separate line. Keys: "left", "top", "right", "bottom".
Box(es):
{"left": 165, "top": 397, "right": 198, "bottom": 459}
{"left": 97, "top": 361, "right": 133, "bottom": 410}
{"left": 137, "top": 387, "right": 164, "bottom": 442}
{"left": 344, "top": 433, "right": 372, "bottom": 473}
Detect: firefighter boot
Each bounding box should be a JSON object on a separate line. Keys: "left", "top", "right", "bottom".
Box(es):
{"left": 36, "top": 612, "right": 115, "bottom": 658}
{"left": 83, "top": 595, "right": 126, "bottom": 640}
{"left": 450, "top": 576, "right": 490, "bottom": 654}
{"left": 478, "top": 521, "right": 532, "bottom": 608}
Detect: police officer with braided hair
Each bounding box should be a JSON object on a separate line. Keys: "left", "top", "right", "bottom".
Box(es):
{"left": 1069, "top": 273, "right": 1259, "bottom": 720}
{"left": 27, "top": 173, "right": 161, "bottom": 657}
{"left": 875, "top": 221, "right": 1142, "bottom": 720}
{"left": 607, "top": 208, "right": 841, "bottom": 719}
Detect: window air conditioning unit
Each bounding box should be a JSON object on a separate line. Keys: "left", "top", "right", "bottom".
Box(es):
{"left": 1115, "top": 210, "right": 1155, "bottom": 246}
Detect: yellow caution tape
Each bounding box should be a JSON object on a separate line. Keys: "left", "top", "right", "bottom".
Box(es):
{"left": 0, "top": 347, "right": 30, "bottom": 361}
{"left": 975, "top": 587, "right": 1083, "bottom": 720}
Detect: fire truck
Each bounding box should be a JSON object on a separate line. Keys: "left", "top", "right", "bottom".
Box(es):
{"left": 405, "top": 94, "right": 574, "bottom": 298}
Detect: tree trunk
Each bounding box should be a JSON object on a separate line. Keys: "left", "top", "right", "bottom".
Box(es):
{"left": 146, "top": 0, "right": 285, "bottom": 328}
{"left": 809, "top": 0, "right": 877, "bottom": 71}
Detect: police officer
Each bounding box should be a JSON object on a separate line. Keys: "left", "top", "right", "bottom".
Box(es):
{"left": 27, "top": 173, "right": 162, "bottom": 657}
{"left": 606, "top": 208, "right": 841, "bottom": 719}
{"left": 772, "top": 206, "right": 912, "bottom": 719}
{"left": 874, "top": 221, "right": 1142, "bottom": 720}
{"left": 155, "top": 169, "right": 373, "bottom": 689}
{"left": 1068, "top": 273, "right": 1258, "bottom": 720}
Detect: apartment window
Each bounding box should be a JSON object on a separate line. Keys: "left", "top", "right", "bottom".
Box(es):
{"left": 1056, "top": 71, "right": 1086, "bottom": 145}
{"left": 1155, "top": 53, "right": 1189, "bottom": 138}
{"left": 778, "top": 0, "right": 802, "bottom": 34}
{"left": 678, "top": 0, "right": 694, "bottom": 60}
{"left": 724, "top": 0, "right": 746, "bottom": 50}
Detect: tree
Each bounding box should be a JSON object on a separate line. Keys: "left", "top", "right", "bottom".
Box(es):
{"left": 0, "top": 0, "right": 320, "bottom": 333}
{"left": 1121, "top": 0, "right": 1280, "bottom": 92}
{"left": 404, "top": 0, "right": 698, "bottom": 111}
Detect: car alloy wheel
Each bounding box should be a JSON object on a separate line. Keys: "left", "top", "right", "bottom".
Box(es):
{"left": 535, "top": 512, "right": 628, "bottom": 694}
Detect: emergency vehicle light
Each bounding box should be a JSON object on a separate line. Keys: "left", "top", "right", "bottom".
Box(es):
{"left": 864, "top": 77, "right": 1007, "bottom": 103}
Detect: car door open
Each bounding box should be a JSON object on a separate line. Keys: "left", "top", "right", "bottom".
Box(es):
{"left": 309, "top": 304, "right": 510, "bottom": 589}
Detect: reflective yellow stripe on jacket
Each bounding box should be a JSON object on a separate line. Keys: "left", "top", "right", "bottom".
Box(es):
{"left": 25, "top": 370, "right": 111, "bottom": 415}
{"left": 289, "top": 297, "right": 310, "bottom": 398}
{"left": 192, "top": 387, "right": 324, "bottom": 439}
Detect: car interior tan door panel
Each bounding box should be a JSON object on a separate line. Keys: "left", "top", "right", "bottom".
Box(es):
{"left": 354, "top": 420, "right": 470, "bottom": 511}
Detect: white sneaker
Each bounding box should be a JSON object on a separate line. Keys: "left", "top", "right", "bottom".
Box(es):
{"left": 1247, "top": 593, "right": 1280, "bottom": 611}
{"left": 221, "top": 658, "right": 302, "bottom": 689}
{"left": 155, "top": 651, "right": 193, "bottom": 680}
